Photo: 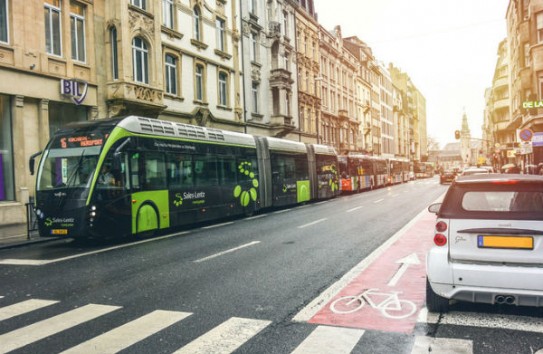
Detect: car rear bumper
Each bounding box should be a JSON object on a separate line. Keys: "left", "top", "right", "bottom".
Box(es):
{"left": 427, "top": 248, "right": 543, "bottom": 306}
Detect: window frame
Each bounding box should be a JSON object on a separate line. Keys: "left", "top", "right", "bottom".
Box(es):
{"left": 193, "top": 6, "right": 202, "bottom": 42}
{"left": 44, "top": 0, "right": 62, "bottom": 56}
{"left": 218, "top": 70, "right": 228, "bottom": 107}
{"left": 0, "top": 0, "right": 8, "bottom": 44}
{"left": 132, "top": 37, "right": 149, "bottom": 84}
{"left": 165, "top": 53, "right": 178, "bottom": 95}
{"left": 162, "top": 0, "right": 174, "bottom": 29}
{"left": 110, "top": 27, "right": 119, "bottom": 80}
{"left": 216, "top": 17, "right": 226, "bottom": 52}
{"left": 251, "top": 81, "right": 259, "bottom": 114}
{"left": 131, "top": 0, "right": 146, "bottom": 11}
{"left": 195, "top": 63, "right": 206, "bottom": 102}
{"left": 70, "top": 2, "right": 86, "bottom": 62}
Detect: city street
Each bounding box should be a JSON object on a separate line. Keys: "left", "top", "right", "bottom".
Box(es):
{"left": 1, "top": 178, "right": 542, "bottom": 353}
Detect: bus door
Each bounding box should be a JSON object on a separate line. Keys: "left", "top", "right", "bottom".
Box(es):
{"left": 270, "top": 152, "right": 310, "bottom": 206}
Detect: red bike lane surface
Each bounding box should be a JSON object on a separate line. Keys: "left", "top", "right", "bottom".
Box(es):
{"left": 308, "top": 210, "right": 437, "bottom": 334}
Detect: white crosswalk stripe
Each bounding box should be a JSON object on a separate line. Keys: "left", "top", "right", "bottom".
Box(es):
{"left": 61, "top": 310, "right": 191, "bottom": 354}
{"left": 0, "top": 303, "right": 121, "bottom": 354}
{"left": 173, "top": 317, "right": 271, "bottom": 354}
{"left": 291, "top": 325, "right": 365, "bottom": 354}
{"left": 0, "top": 299, "right": 59, "bottom": 321}
{"left": 411, "top": 336, "right": 473, "bottom": 354}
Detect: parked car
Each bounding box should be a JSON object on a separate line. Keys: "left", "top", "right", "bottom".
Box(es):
{"left": 439, "top": 169, "right": 456, "bottom": 184}
{"left": 426, "top": 174, "right": 543, "bottom": 312}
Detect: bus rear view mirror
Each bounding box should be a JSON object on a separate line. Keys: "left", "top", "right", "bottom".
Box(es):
{"left": 29, "top": 151, "right": 42, "bottom": 176}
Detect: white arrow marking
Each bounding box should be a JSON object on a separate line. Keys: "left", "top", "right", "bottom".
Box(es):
{"left": 387, "top": 253, "right": 420, "bottom": 287}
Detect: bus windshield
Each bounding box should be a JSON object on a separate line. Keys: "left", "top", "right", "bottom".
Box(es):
{"left": 37, "top": 131, "right": 108, "bottom": 191}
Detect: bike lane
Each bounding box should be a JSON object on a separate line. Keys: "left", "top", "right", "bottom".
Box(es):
{"left": 306, "top": 208, "right": 437, "bottom": 334}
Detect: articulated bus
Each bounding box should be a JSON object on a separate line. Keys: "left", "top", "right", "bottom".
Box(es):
{"left": 30, "top": 116, "right": 340, "bottom": 239}
{"left": 338, "top": 154, "right": 389, "bottom": 193}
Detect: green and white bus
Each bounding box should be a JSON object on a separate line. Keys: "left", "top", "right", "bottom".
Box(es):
{"left": 31, "top": 116, "right": 339, "bottom": 239}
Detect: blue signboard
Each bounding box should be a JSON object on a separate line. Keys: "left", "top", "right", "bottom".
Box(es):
{"left": 533, "top": 132, "right": 543, "bottom": 147}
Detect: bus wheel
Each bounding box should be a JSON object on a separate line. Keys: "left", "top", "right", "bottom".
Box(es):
{"left": 136, "top": 204, "right": 159, "bottom": 238}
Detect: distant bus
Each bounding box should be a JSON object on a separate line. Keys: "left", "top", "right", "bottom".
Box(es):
{"left": 414, "top": 161, "right": 435, "bottom": 178}
{"left": 387, "top": 158, "right": 410, "bottom": 184}
{"left": 338, "top": 154, "right": 389, "bottom": 192}
{"left": 30, "top": 116, "right": 340, "bottom": 239}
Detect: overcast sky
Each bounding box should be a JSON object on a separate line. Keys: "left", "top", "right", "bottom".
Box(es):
{"left": 313, "top": 0, "right": 509, "bottom": 148}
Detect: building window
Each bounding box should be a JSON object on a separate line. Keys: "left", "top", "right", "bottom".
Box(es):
{"left": 249, "top": 0, "right": 257, "bottom": 15}
{"left": 250, "top": 31, "right": 258, "bottom": 62}
{"left": 70, "top": 2, "right": 86, "bottom": 62}
{"left": 165, "top": 54, "right": 178, "bottom": 95}
{"left": 195, "top": 64, "right": 205, "bottom": 101}
{"left": 0, "top": 0, "right": 8, "bottom": 43}
{"left": 44, "top": 0, "right": 62, "bottom": 56}
{"left": 218, "top": 71, "right": 228, "bottom": 106}
{"left": 216, "top": 18, "right": 226, "bottom": 51}
{"left": 162, "top": 0, "right": 173, "bottom": 29}
{"left": 0, "top": 95, "right": 13, "bottom": 201}
{"left": 538, "top": 12, "right": 543, "bottom": 43}
{"left": 252, "top": 81, "right": 259, "bottom": 113}
{"left": 110, "top": 27, "right": 118, "bottom": 80}
{"left": 131, "top": 0, "right": 146, "bottom": 11}
{"left": 193, "top": 6, "right": 202, "bottom": 41}
{"left": 524, "top": 42, "right": 530, "bottom": 67}
{"left": 283, "top": 10, "right": 288, "bottom": 37}
{"left": 132, "top": 37, "right": 149, "bottom": 84}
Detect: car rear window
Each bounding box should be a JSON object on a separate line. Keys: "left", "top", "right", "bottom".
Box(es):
{"left": 462, "top": 191, "right": 543, "bottom": 212}
{"left": 439, "top": 181, "right": 543, "bottom": 220}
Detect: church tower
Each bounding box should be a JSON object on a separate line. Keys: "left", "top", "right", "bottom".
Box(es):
{"left": 460, "top": 110, "right": 471, "bottom": 166}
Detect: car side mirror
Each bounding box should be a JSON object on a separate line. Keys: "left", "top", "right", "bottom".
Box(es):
{"left": 428, "top": 203, "right": 442, "bottom": 214}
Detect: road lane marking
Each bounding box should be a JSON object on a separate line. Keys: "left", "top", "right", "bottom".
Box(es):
{"left": 347, "top": 206, "right": 362, "bottom": 213}
{"left": 172, "top": 317, "right": 271, "bottom": 354}
{"left": 0, "top": 299, "right": 59, "bottom": 321}
{"left": 291, "top": 326, "right": 364, "bottom": 354}
{"left": 274, "top": 208, "right": 292, "bottom": 214}
{"left": 411, "top": 337, "right": 473, "bottom": 354}
{"left": 202, "top": 222, "right": 234, "bottom": 229}
{"left": 0, "top": 304, "right": 121, "bottom": 354}
{"left": 298, "top": 218, "right": 327, "bottom": 229}
{"left": 0, "top": 231, "right": 191, "bottom": 266}
{"left": 245, "top": 214, "right": 268, "bottom": 221}
{"left": 292, "top": 206, "right": 430, "bottom": 322}
{"left": 193, "top": 241, "right": 260, "bottom": 263}
{"left": 373, "top": 199, "right": 384, "bottom": 203}
{"left": 418, "top": 307, "right": 543, "bottom": 333}
{"left": 61, "top": 310, "right": 191, "bottom": 354}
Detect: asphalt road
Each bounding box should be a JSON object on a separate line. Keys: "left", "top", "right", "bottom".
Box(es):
{"left": 1, "top": 177, "right": 542, "bottom": 353}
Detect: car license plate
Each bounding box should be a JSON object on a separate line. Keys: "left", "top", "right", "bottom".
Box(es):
{"left": 51, "top": 229, "right": 68, "bottom": 235}
{"left": 477, "top": 235, "right": 533, "bottom": 249}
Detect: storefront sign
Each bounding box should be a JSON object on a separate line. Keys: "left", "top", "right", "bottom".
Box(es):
{"left": 522, "top": 100, "right": 543, "bottom": 109}
{"left": 533, "top": 132, "right": 543, "bottom": 147}
{"left": 60, "top": 79, "right": 88, "bottom": 105}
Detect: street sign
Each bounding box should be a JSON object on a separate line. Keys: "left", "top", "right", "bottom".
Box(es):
{"left": 519, "top": 128, "right": 534, "bottom": 142}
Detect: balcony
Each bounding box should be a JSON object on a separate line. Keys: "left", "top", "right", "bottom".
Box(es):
{"left": 270, "top": 114, "right": 294, "bottom": 137}
{"left": 106, "top": 81, "right": 166, "bottom": 117}
{"left": 268, "top": 21, "right": 281, "bottom": 38}
{"left": 270, "top": 68, "right": 294, "bottom": 88}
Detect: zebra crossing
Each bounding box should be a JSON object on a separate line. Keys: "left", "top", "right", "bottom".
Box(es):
{"left": 0, "top": 296, "right": 476, "bottom": 353}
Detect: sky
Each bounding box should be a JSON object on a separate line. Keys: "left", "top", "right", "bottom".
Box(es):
{"left": 313, "top": 0, "right": 509, "bottom": 149}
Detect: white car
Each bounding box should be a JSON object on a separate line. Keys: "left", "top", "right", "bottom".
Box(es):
{"left": 426, "top": 174, "right": 543, "bottom": 312}
{"left": 460, "top": 167, "right": 491, "bottom": 176}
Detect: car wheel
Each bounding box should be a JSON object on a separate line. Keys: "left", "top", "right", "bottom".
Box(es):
{"left": 426, "top": 278, "right": 449, "bottom": 313}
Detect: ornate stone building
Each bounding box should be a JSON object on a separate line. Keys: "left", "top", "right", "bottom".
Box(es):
{"left": 240, "top": 0, "right": 299, "bottom": 139}
{"left": 318, "top": 25, "right": 359, "bottom": 153}
{"left": 293, "top": 0, "right": 319, "bottom": 144}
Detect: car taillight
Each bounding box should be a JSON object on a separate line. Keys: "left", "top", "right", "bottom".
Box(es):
{"left": 436, "top": 221, "right": 447, "bottom": 232}
{"left": 434, "top": 234, "right": 447, "bottom": 246}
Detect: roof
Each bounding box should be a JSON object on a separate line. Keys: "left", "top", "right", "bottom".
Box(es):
{"left": 454, "top": 174, "right": 543, "bottom": 184}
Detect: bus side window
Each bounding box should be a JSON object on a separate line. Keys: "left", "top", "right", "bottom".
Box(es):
{"left": 144, "top": 153, "right": 167, "bottom": 189}
{"left": 221, "top": 157, "right": 237, "bottom": 185}
{"left": 130, "top": 152, "right": 140, "bottom": 189}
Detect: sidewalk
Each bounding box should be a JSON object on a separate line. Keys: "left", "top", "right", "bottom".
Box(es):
{"left": 0, "top": 223, "right": 52, "bottom": 249}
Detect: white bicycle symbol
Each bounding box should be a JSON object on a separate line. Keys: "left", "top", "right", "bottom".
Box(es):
{"left": 330, "top": 288, "right": 417, "bottom": 319}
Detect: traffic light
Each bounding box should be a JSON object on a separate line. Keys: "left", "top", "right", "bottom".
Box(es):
{"left": 454, "top": 130, "right": 460, "bottom": 140}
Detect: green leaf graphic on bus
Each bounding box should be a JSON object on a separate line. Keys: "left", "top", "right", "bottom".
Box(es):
{"left": 45, "top": 218, "right": 53, "bottom": 227}
{"left": 173, "top": 193, "right": 183, "bottom": 207}
{"left": 234, "top": 161, "right": 258, "bottom": 207}
{"left": 329, "top": 164, "right": 339, "bottom": 192}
